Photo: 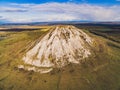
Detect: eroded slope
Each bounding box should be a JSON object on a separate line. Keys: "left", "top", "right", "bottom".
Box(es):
{"left": 19, "top": 25, "right": 94, "bottom": 73}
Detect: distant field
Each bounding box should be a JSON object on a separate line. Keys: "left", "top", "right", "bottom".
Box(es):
{"left": 0, "top": 24, "right": 120, "bottom": 90}
{"left": 76, "top": 24, "right": 120, "bottom": 46}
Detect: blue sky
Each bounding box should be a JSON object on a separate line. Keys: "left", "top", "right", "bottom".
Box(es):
{"left": 0, "top": 0, "right": 120, "bottom": 5}
{"left": 0, "top": 0, "right": 120, "bottom": 23}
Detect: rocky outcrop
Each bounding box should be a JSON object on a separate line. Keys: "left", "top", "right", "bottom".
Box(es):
{"left": 18, "top": 25, "right": 93, "bottom": 73}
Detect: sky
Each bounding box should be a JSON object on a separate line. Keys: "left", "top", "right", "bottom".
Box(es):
{"left": 0, "top": 0, "right": 120, "bottom": 23}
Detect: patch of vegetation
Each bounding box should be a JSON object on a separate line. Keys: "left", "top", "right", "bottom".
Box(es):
{"left": 89, "top": 30, "right": 120, "bottom": 43}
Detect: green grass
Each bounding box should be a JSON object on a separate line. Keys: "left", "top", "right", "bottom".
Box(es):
{"left": 0, "top": 25, "right": 120, "bottom": 90}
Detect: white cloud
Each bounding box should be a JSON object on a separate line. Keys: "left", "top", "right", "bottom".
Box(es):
{"left": 0, "top": 6, "right": 27, "bottom": 12}
{"left": 0, "top": 2, "right": 120, "bottom": 23}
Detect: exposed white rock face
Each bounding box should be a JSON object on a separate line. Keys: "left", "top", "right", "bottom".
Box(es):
{"left": 20, "top": 25, "right": 93, "bottom": 73}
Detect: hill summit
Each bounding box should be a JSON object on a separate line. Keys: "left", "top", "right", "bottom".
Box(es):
{"left": 18, "top": 25, "right": 93, "bottom": 73}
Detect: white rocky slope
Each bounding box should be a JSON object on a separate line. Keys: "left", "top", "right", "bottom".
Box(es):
{"left": 18, "top": 25, "right": 93, "bottom": 73}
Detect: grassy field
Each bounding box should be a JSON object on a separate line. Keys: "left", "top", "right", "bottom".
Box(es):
{"left": 0, "top": 25, "right": 120, "bottom": 90}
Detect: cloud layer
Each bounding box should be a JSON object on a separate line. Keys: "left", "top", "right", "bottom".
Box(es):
{"left": 0, "top": 2, "right": 120, "bottom": 23}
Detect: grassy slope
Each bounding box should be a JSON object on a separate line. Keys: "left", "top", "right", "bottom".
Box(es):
{"left": 0, "top": 25, "right": 120, "bottom": 90}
